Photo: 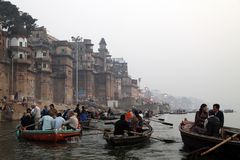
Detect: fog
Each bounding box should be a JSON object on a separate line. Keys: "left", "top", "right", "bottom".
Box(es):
{"left": 9, "top": 0, "right": 240, "bottom": 109}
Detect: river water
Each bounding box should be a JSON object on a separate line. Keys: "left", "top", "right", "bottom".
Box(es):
{"left": 0, "top": 113, "right": 239, "bottom": 160}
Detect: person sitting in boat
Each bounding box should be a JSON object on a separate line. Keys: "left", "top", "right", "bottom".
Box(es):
{"left": 79, "top": 106, "right": 88, "bottom": 121}
{"left": 74, "top": 104, "right": 81, "bottom": 118}
{"left": 20, "top": 109, "right": 35, "bottom": 130}
{"left": 39, "top": 113, "right": 54, "bottom": 130}
{"left": 63, "top": 110, "right": 79, "bottom": 130}
{"left": 31, "top": 104, "right": 41, "bottom": 129}
{"left": 194, "top": 104, "right": 208, "bottom": 128}
{"left": 41, "top": 105, "right": 49, "bottom": 117}
{"left": 63, "top": 109, "right": 70, "bottom": 120}
{"left": 49, "top": 104, "right": 58, "bottom": 117}
{"left": 52, "top": 113, "right": 65, "bottom": 130}
{"left": 107, "top": 107, "right": 113, "bottom": 117}
{"left": 130, "top": 114, "right": 139, "bottom": 132}
{"left": 204, "top": 110, "right": 221, "bottom": 137}
{"left": 213, "top": 104, "right": 224, "bottom": 127}
{"left": 125, "top": 110, "right": 133, "bottom": 123}
{"left": 136, "top": 114, "right": 144, "bottom": 132}
{"left": 114, "top": 114, "right": 130, "bottom": 135}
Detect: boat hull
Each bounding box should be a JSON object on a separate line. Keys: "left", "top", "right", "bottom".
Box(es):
{"left": 103, "top": 122, "right": 153, "bottom": 146}
{"left": 179, "top": 123, "right": 240, "bottom": 157}
{"left": 17, "top": 129, "right": 81, "bottom": 143}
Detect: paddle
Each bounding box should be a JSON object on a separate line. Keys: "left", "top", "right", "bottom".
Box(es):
{"left": 82, "top": 132, "right": 103, "bottom": 136}
{"left": 125, "top": 130, "right": 176, "bottom": 143}
{"left": 149, "top": 119, "right": 173, "bottom": 127}
{"left": 200, "top": 133, "right": 239, "bottom": 156}
{"left": 82, "top": 126, "right": 113, "bottom": 133}
{"left": 104, "top": 122, "right": 115, "bottom": 125}
{"left": 158, "top": 118, "right": 165, "bottom": 121}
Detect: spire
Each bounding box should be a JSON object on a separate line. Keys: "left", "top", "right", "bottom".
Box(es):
{"left": 99, "top": 38, "right": 107, "bottom": 46}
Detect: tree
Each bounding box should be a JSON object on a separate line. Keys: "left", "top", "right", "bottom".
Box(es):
{"left": 0, "top": 0, "right": 37, "bottom": 37}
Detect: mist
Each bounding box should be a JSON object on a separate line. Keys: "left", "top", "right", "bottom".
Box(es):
{"left": 9, "top": 0, "right": 240, "bottom": 109}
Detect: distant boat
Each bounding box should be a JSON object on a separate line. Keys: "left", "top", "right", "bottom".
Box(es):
{"left": 224, "top": 109, "right": 234, "bottom": 113}
{"left": 170, "top": 109, "right": 187, "bottom": 114}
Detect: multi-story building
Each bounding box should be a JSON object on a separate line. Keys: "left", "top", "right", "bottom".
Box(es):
{"left": 0, "top": 23, "right": 140, "bottom": 106}
{"left": 30, "top": 27, "right": 53, "bottom": 102}
{"left": 52, "top": 41, "right": 74, "bottom": 104}
{"left": 6, "top": 35, "right": 35, "bottom": 100}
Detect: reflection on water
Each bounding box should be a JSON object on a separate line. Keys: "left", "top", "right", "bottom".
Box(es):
{"left": 0, "top": 113, "right": 239, "bottom": 160}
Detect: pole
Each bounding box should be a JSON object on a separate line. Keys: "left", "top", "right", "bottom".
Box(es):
{"left": 11, "top": 57, "right": 14, "bottom": 95}
{"left": 72, "top": 36, "right": 82, "bottom": 104}
{"left": 76, "top": 41, "right": 78, "bottom": 103}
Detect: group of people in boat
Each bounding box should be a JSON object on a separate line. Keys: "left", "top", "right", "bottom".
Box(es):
{"left": 191, "top": 103, "right": 224, "bottom": 137}
{"left": 114, "top": 109, "right": 144, "bottom": 136}
{"left": 20, "top": 104, "right": 89, "bottom": 131}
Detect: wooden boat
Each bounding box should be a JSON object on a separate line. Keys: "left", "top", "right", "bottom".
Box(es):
{"left": 179, "top": 121, "right": 240, "bottom": 157}
{"left": 16, "top": 129, "right": 81, "bottom": 143}
{"left": 80, "top": 119, "right": 91, "bottom": 128}
{"left": 100, "top": 116, "right": 119, "bottom": 121}
{"left": 103, "top": 122, "right": 153, "bottom": 146}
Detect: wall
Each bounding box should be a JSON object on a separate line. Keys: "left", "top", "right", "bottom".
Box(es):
{"left": 0, "top": 64, "right": 10, "bottom": 98}
{"left": 107, "top": 100, "right": 118, "bottom": 108}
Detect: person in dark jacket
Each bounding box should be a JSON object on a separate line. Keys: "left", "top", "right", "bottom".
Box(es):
{"left": 114, "top": 114, "right": 130, "bottom": 135}
{"left": 213, "top": 104, "right": 224, "bottom": 127}
{"left": 20, "top": 108, "right": 35, "bottom": 130}
{"left": 41, "top": 105, "right": 49, "bottom": 117}
{"left": 74, "top": 104, "right": 81, "bottom": 118}
{"left": 205, "top": 110, "right": 221, "bottom": 137}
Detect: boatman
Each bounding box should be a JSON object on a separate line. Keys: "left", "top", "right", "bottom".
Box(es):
{"left": 31, "top": 103, "right": 41, "bottom": 129}
{"left": 204, "top": 110, "right": 221, "bottom": 137}
{"left": 63, "top": 110, "right": 79, "bottom": 130}
{"left": 114, "top": 114, "right": 130, "bottom": 135}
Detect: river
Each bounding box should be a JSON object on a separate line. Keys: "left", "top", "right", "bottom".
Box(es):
{"left": 0, "top": 112, "right": 239, "bottom": 160}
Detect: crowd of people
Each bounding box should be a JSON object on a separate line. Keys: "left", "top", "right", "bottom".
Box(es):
{"left": 114, "top": 109, "right": 144, "bottom": 136}
{"left": 20, "top": 104, "right": 87, "bottom": 131}
{"left": 191, "top": 103, "right": 224, "bottom": 137}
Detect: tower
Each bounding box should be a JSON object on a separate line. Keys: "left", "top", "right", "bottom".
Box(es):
{"left": 52, "top": 41, "right": 73, "bottom": 104}
{"left": 30, "top": 26, "right": 53, "bottom": 102}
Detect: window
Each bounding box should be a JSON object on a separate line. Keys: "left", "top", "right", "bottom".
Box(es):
{"left": 43, "top": 63, "right": 47, "bottom": 68}
{"left": 36, "top": 33, "right": 39, "bottom": 38}
{"left": 25, "top": 42, "right": 27, "bottom": 47}
{"left": 19, "top": 42, "right": 23, "bottom": 47}
{"left": 61, "top": 49, "right": 65, "bottom": 53}
{"left": 19, "top": 54, "right": 23, "bottom": 59}
{"left": 43, "top": 52, "right": 47, "bottom": 56}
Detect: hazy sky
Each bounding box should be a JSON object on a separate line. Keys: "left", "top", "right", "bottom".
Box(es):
{"left": 9, "top": 0, "right": 240, "bottom": 108}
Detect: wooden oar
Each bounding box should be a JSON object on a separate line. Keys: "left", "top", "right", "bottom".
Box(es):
{"left": 82, "top": 132, "right": 103, "bottom": 136}
{"left": 150, "top": 119, "right": 173, "bottom": 127}
{"left": 104, "top": 122, "right": 115, "bottom": 125}
{"left": 200, "top": 133, "right": 239, "bottom": 156}
{"left": 125, "top": 130, "right": 176, "bottom": 143}
{"left": 158, "top": 118, "right": 165, "bottom": 121}
{"left": 82, "top": 126, "right": 113, "bottom": 133}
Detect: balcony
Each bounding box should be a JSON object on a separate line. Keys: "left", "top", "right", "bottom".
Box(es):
{"left": 40, "top": 67, "right": 52, "bottom": 73}
{"left": 14, "top": 58, "right": 32, "bottom": 65}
